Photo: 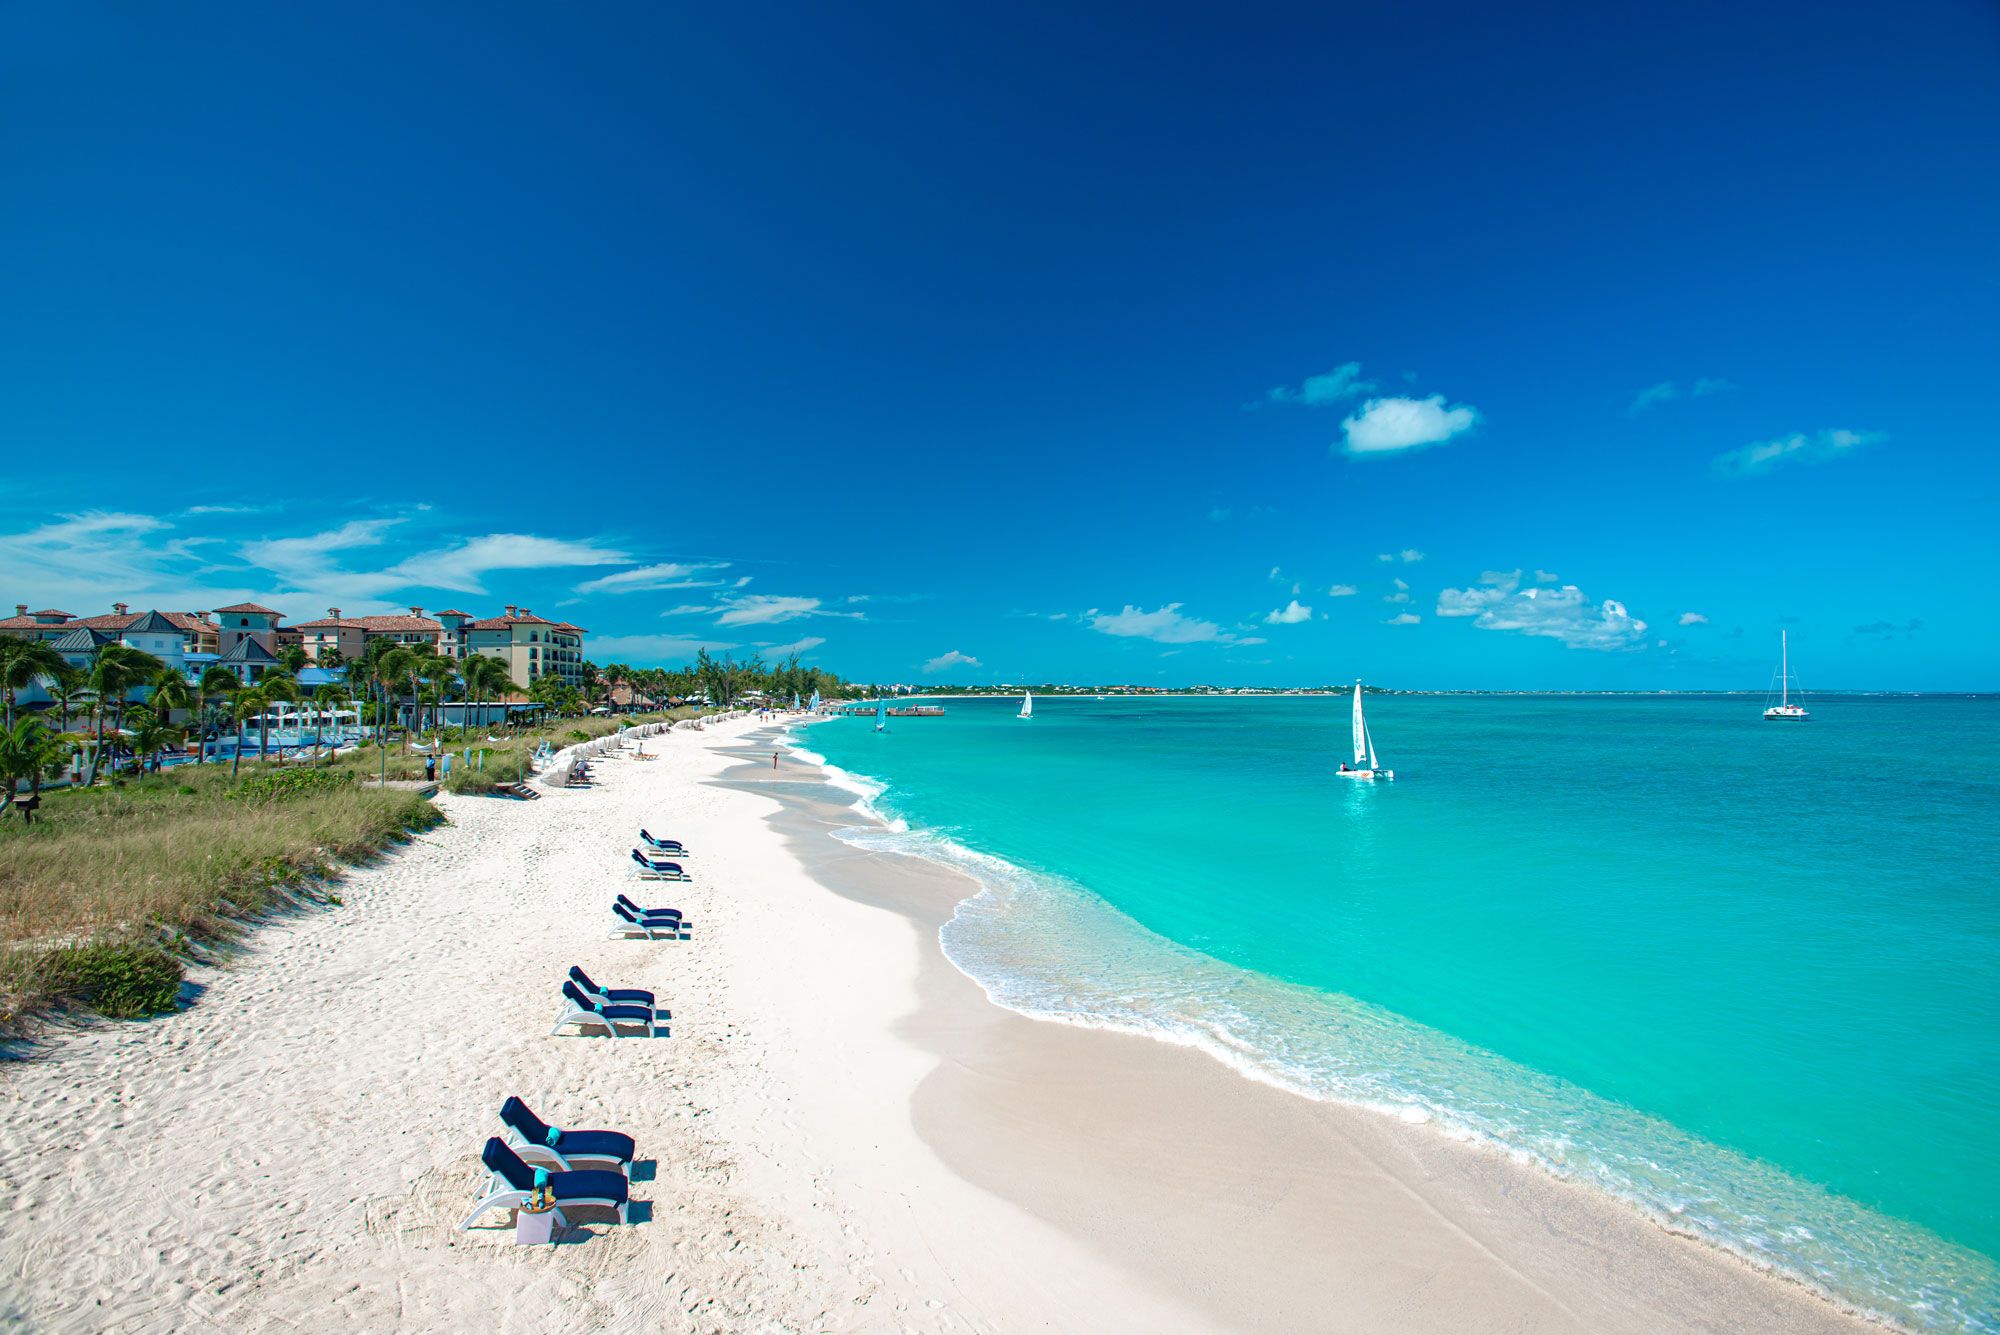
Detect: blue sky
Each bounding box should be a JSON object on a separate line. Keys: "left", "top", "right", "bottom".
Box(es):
{"left": 2, "top": 1, "right": 1995, "bottom": 688}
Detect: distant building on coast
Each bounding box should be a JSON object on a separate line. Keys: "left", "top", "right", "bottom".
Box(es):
{"left": 0, "top": 596, "right": 588, "bottom": 708}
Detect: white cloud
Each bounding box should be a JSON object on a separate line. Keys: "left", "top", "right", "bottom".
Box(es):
{"left": 1265, "top": 599, "right": 1312, "bottom": 625}
{"left": 1268, "top": 566, "right": 1286, "bottom": 582}
{"left": 1533, "top": 569, "right": 1559, "bottom": 584}
{"left": 1327, "top": 584, "right": 1357, "bottom": 597}
{"left": 762, "top": 635, "right": 827, "bottom": 657}
{"left": 1678, "top": 612, "right": 1708, "bottom": 626}
{"left": 1383, "top": 577, "right": 1410, "bottom": 604}
{"left": 923, "top": 649, "right": 981, "bottom": 673}
{"left": 1341, "top": 395, "right": 1479, "bottom": 456}
{"left": 715, "top": 594, "right": 822, "bottom": 626}
{"left": 389, "top": 533, "right": 631, "bottom": 594}
{"left": 1265, "top": 361, "right": 1375, "bottom": 407}
{"left": 1384, "top": 612, "right": 1421, "bottom": 626}
{"left": 1630, "top": 377, "right": 1734, "bottom": 415}
{"left": 1399, "top": 549, "right": 1424, "bottom": 563}
{"left": 1436, "top": 569, "right": 1648, "bottom": 651}
{"left": 575, "top": 561, "right": 730, "bottom": 595}
{"left": 1209, "top": 506, "right": 1232, "bottom": 522}
{"left": 1713, "top": 428, "right": 1883, "bottom": 477}
{"left": 1089, "top": 603, "right": 1231, "bottom": 644}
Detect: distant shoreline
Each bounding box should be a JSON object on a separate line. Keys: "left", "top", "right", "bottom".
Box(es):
{"left": 888, "top": 689, "right": 1998, "bottom": 700}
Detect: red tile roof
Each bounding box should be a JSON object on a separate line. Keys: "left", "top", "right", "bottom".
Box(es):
{"left": 72, "top": 610, "right": 214, "bottom": 635}
{"left": 468, "top": 613, "right": 553, "bottom": 629}
{"left": 291, "top": 614, "right": 439, "bottom": 632}
{"left": 552, "top": 622, "right": 587, "bottom": 633}
{"left": 291, "top": 617, "right": 369, "bottom": 630}
{"left": 31, "top": 609, "right": 74, "bottom": 618}
{"left": 213, "top": 602, "right": 284, "bottom": 616}
{"left": 434, "top": 608, "right": 472, "bottom": 617}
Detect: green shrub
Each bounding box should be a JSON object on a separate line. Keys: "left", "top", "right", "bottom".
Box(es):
{"left": 41, "top": 941, "right": 184, "bottom": 1019}
{"left": 230, "top": 767, "right": 355, "bottom": 803}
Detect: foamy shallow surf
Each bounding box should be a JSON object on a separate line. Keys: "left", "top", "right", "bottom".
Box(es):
{"left": 795, "top": 725, "right": 2000, "bottom": 1335}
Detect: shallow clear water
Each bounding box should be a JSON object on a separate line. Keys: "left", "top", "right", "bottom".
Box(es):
{"left": 796, "top": 695, "right": 2000, "bottom": 1331}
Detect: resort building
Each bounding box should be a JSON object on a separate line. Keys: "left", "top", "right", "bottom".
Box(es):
{"left": 0, "top": 606, "right": 82, "bottom": 643}
{"left": 4, "top": 594, "right": 589, "bottom": 696}
{"left": 210, "top": 603, "right": 285, "bottom": 683}
{"left": 2, "top": 604, "right": 220, "bottom": 653}
{"left": 464, "top": 607, "right": 586, "bottom": 687}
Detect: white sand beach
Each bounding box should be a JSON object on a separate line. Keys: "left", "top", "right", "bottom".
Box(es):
{"left": 0, "top": 716, "right": 1882, "bottom": 1332}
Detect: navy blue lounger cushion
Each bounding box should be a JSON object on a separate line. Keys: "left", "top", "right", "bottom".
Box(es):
{"left": 500, "top": 1096, "right": 639, "bottom": 1164}
{"left": 482, "top": 1138, "right": 629, "bottom": 1206}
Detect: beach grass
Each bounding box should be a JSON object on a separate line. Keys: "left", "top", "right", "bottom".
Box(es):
{"left": 0, "top": 759, "right": 443, "bottom": 1030}
{"left": 0, "top": 709, "right": 707, "bottom": 1028}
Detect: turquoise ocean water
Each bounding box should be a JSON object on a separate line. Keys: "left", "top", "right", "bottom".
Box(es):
{"left": 792, "top": 695, "right": 2000, "bottom": 1330}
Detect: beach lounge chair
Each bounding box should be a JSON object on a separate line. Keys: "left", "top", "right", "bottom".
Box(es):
{"left": 629, "top": 849, "right": 690, "bottom": 881}
{"left": 551, "top": 979, "right": 665, "bottom": 1037}
{"left": 616, "top": 893, "right": 685, "bottom": 924}
{"left": 498, "top": 1095, "right": 637, "bottom": 1176}
{"left": 638, "top": 829, "right": 689, "bottom": 856}
{"left": 610, "top": 898, "right": 689, "bottom": 940}
{"left": 567, "top": 965, "right": 666, "bottom": 1014}
{"left": 459, "top": 1136, "right": 630, "bottom": 1230}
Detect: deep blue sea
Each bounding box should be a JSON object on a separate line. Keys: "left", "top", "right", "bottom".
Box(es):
{"left": 794, "top": 695, "right": 2000, "bottom": 1331}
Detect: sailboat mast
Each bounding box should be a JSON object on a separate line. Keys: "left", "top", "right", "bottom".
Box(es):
{"left": 1782, "top": 630, "right": 1789, "bottom": 708}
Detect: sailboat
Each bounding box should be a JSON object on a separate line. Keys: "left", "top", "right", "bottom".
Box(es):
{"left": 874, "top": 697, "right": 888, "bottom": 732}
{"left": 1018, "top": 690, "right": 1034, "bottom": 720}
{"left": 1764, "top": 630, "right": 1810, "bottom": 720}
{"left": 809, "top": 690, "right": 821, "bottom": 712}
{"left": 1335, "top": 680, "right": 1393, "bottom": 780}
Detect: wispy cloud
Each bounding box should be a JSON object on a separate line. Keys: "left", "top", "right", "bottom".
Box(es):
{"left": 1854, "top": 618, "right": 1922, "bottom": 640}
{"left": 1263, "top": 361, "right": 1376, "bottom": 408}
{"left": 1628, "top": 377, "right": 1734, "bottom": 415}
{"left": 1436, "top": 569, "right": 1647, "bottom": 651}
{"left": 1679, "top": 612, "right": 1708, "bottom": 626}
{"left": 387, "top": 533, "right": 630, "bottom": 595}
{"left": 1713, "top": 428, "right": 1884, "bottom": 477}
{"left": 762, "top": 635, "right": 827, "bottom": 657}
{"left": 1342, "top": 395, "right": 1479, "bottom": 456}
{"left": 1383, "top": 578, "right": 1411, "bottom": 604}
{"left": 924, "top": 649, "right": 981, "bottom": 673}
{"left": 1208, "top": 506, "right": 1232, "bottom": 522}
{"left": 1264, "top": 599, "right": 1312, "bottom": 625}
{"left": 1327, "top": 583, "right": 1357, "bottom": 597}
{"left": 1533, "top": 569, "right": 1559, "bottom": 584}
{"left": 1375, "top": 549, "right": 1424, "bottom": 564}
{"left": 1384, "top": 612, "right": 1421, "bottom": 626}
{"left": 1089, "top": 603, "right": 1233, "bottom": 644}
{"left": 715, "top": 594, "right": 822, "bottom": 626}
{"left": 575, "top": 561, "right": 730, "bottom": 595}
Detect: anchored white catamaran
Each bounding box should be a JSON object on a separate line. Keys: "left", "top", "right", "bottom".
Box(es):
{"left": 1764, "top": 630, "right": 1810, "bottom": 721}
{"left": 1336, "top": 680, "right": 1394, "bottom": 780}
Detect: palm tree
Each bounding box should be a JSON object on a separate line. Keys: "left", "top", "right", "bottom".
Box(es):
{"left": 257, "top": 671, "right": 299, "bottom": 760}
{"left": 191, "top": 666, "right": 238, "bottom": 765}
{"left": 278, "top": 644, "right": 309, "bottom": 674}
{"left": 0, "top": 637, "right": 65, "bottom": 730}
{"left": 229, "top": 686, "right": 268, "bottom": 780}
{"left": 311, "top": 682, "right": 347, "bottom": 762}
{"left": 40, "top": 665, "right": 92, "bottom": 734}
{"left": 123, "top": 704, "right": 185, "bottom": 776}
{"left": 148, "top": 667, "right": 192, "bottom": 764}
{"left": 0, "top": 715, "right": 64, "bottom": 822}
{"left": 85, "top": 643, "right": 165, "bottom": 784}
{"left": 371, "top": 647, "right": 412, "bottom": 782}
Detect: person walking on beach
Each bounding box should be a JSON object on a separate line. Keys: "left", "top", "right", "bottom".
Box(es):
{"left": 425, "top": 753, "right": 437, "bottom": 783}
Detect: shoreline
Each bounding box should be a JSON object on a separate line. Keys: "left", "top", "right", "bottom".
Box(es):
{"left": 0, "top": 714, "right": 1893, "bottom": 1331}
{"left": 729, "top": 719, "right": 1885, "bottom": 1333}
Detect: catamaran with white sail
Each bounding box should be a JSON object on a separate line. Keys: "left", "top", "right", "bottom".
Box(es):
{"left": 1764, "top": 630, "right": 1810, "bottom": 720}
{"left": 874, "top": 697, "right": 888, "bottom": 732}
{"left": 1018, "top": 690, "right": 1034, "bottom": 720}
{"left": 1336, "top": 680, "right": 1394, "bottom": 780}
